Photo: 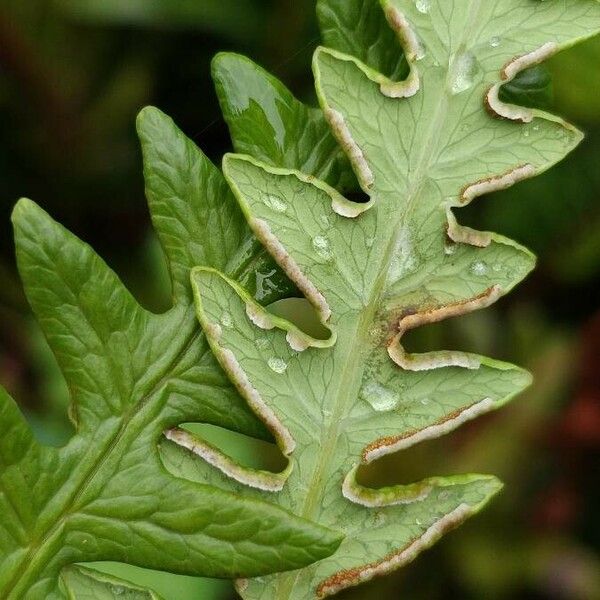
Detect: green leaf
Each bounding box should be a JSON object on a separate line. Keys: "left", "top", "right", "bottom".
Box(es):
{"left": 183, "top": 1, "right": 600, "bottom": 597}
{"left": 0, "top": 108, "right": 343, "bottom": 598}
{"left": 317, "top": 0, "right": 409, "bottom": 79}
{"left": 499, "top": 64, "right": 553, "bottom": 110}
{"left": 60, "top": 565, "right": 163, "bottom": 599}
{"left": 212, "top": 53, "right": 356, "bottom": 192}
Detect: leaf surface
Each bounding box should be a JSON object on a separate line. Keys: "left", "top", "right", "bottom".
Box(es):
{"left": 182, "top": 1, "right": 600, "bottom": 597}
{"left": 0, "top": 109, "right": 342, "bottom": 599}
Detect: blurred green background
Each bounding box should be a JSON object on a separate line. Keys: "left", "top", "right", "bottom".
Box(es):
{"left": 1, "top": 1, "right": 599, "bottom": 599}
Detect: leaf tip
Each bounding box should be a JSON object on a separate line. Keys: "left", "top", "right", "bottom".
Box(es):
{"left": 11, "top": 197, "right": 38, "bottom": 222}
{"left": 211, "top": 50, "right": 244, "bottom": 73}
{"left": 136, "top": 105, "right": 172, "bottom": 140}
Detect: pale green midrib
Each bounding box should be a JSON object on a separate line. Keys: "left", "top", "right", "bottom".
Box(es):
{"left": 272, "top": 3, "right": 484, "bottom": 597}
{"left": 4, "top": 246, "right": 264, "bottom": 596}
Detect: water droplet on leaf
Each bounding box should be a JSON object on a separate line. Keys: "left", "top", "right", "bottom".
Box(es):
{"left": 255, "top": 337, "right": 270, "bottom": 350}
{"left": 268, "top": 357, "right": 288, "bottom": 374}
{"left": 490, "top": 36, "right": 501, "bottom": 48}
{"left": 451, "top": 53, "right": 480, "bottom": 95}
{"left": 387, "top": 227, "right": 418, "bottom": 283}
{"left": 220, "top": 312, "right": 233, "bottom": 328}
{"left": 263, "top": 195, "right": 287, "bottom": 213}
{"left": 360, "top": 381, "right": 400, "bottom": 412}
{"left": 415, "top": 0, "right": 431, "bottom": 13}
{"left": 470, "top": 260, "right": 488, "bottom": 276}
{"left": 312, "top": 235, "right": 333, "bottom": 261}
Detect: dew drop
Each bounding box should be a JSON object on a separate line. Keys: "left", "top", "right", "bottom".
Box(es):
{"left": 445, "top": 242, "right": 457, "bottom": 255}
{"left": 263, "top": 195, "right": 287, "bottom": 213}
{"left": 312, "top": 235, "right": 333, "bottom": 261}
{"left": 360, "top": 381, "right": 400, "bottom": 412}
{"left": 470, "top": 260, "right": 488, "bottom": 276}
{"left": 451, "top": 53, "right": 480, "bottom": 95}
{"left": 268, "top": 357, "right": 288, "bottom": 374}
{"left": 533, "top": 124, "right": 540, "bottom": 132}
{"left": 439, "top": 491, "right": 450, "bottom": 501}
{"left": 415, "top": 0, "right": 430, "bottom": 13}
{"left": 220, "top": 312, "right": 233, "bottom": 328}
{"left": 420, "top": 397, "right": 430, "bottom": 405}
{"left": 415, "top": 517, "right": 423, "bottom": 526}
{"left": 489, "top": 36, "right": 501, "bottom": 48}
{"left": 255, "top": 337, "right": 270, "bottom": 350}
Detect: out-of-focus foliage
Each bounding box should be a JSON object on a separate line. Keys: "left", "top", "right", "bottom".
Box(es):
{"left": 56, "top": 0, "right": 264, "bottom": 40}
{"left": 1, "top": 1, "right": 599, "bottom": 599}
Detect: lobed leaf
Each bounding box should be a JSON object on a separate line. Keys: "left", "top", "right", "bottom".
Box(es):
{"left": 0, "top": 110, "right": 343, "bottom": 598}
{"left": 181, "top": 0, "right": 600, "bottom": 598}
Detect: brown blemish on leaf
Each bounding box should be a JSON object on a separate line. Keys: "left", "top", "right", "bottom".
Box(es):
{"left": 397, "top": 286, "right": 497, "bottom": 332}
{"left": 361, "top": 397, "right": 493, "bottom": 463}
{"left": 387, "top": 286, "right": 501, "bottom": 371}
{"left": 460, "top": 164, "right": 535, "bottom": 204}
{"left": 500, "top": 56, "right": 519, "bottom": 81}
{"left": 483, "top": 87, "right": 507, "bottom": 120}
{"left": 316, "top": 504, "right": 471, "bottom": 598}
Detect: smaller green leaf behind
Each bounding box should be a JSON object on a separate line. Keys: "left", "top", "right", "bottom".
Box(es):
{"left": 0, "top": 109, "right": 344, "bottom": 598}
{"left": 60, "top": 565, "right": 163, "bottom": 599}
